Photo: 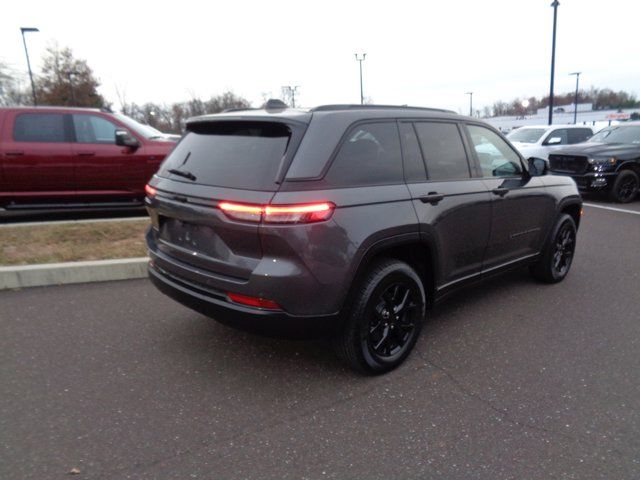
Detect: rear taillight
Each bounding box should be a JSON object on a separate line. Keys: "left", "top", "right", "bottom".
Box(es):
{"left": 145, "top": 184, "right": 157, "bottom": 197}
{"left": 227, "top": 292, "right": 281, "bottom": 310}
{"left": 219, "top": 201, "right": 335, "bottom": 224}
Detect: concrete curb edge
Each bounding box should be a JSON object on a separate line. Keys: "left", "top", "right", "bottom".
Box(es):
{"left": 0, "top": 257, "right": 149, "bottom": 290}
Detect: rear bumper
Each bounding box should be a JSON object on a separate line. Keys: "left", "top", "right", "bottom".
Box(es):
{"left": 148, "top": 261, "right": 341, "bottom": 338}
{"left": 557, "top": 172, "right": 617, "bottom": 192}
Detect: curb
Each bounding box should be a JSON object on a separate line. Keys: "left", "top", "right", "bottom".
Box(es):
{"left": 0, "top": 257, "right": 149, "bottom": 290}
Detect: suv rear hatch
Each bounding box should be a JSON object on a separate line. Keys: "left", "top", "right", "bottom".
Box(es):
{"left": 148, "top": 119, "right": 306, "bottom": 281}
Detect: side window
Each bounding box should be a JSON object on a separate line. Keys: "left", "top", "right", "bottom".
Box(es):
{"left": 567, "top": 128, "right": 592, "bottom": 144}
{"left": 414, "top": 122, "right": 470, "bottom": 181}
{"left": 544, "top": 129, "right": 568, "bottom": 145}
{"left": 72, "top": 115, "right": 118, "bottom": 144}
{"left": 467, "top": 124, "right": 522, "bottom": 178}
{"left": 13, "top": 113, "right": 66, "bottom": 143}
{"left": 399, "top": 122, "right": 426, "bottom": 182}
{"left": 325, "top": 122, "right": 403, "bottom": 187}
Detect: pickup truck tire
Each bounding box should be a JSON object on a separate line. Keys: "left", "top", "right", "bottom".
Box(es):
{"left": 609, "top": 170, "right": 639, "bottom": 203}
{"left": 530, "top": 213, "right": 577, "bottom": 284}
{"left": 333, "top": 259, "right": 425, "bottom": 374}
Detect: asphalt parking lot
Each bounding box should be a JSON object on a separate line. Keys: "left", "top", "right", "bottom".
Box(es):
{"left": 1, "top": 199, "right": 639, "bottom": 479}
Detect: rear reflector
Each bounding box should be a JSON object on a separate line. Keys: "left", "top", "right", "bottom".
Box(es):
{"left": 227, "top": 292, "right": 281, "bottom": 310}
{"left": 219, "top": 201, "right": 334, "bottom": 224}
{"left": 145, "top": 184, "right": 157, "bottom": 197}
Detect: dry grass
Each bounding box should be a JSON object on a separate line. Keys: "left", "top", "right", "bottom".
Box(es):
{"left": 0, "top": 220, "right": 149, "bottom": 266}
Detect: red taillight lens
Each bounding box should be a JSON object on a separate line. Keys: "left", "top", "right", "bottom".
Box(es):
{"left": 227, "top": 292, "right": 281, "bottom": 310}
{"left": 264, "top": 202, "right": 334, "bottom": 223}
{"left": 219, "top": 201, "right": 263, "bottom": 222}
{"left": 145, "top": 184, "right": 157, "bottom": 197}
{"left": 218, "top": 201, "right": 335, "bottom": 224}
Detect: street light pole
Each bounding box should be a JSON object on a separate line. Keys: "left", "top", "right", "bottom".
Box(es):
{"left": 20, "top": 27, "right": 39, "bottom": 106}
{"left": 548, "top": 1, "right": 560, "bottom": 125}
{"left": 355, "top": 53, "right": 366, "bottom": 105}
{"left": 569, "top": 72, "right": 581, "bottom": 124}
{"left": 465, "top": 92, "right": 473, "bottom": 117}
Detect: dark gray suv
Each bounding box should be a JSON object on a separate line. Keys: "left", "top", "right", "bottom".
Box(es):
{"left": 145, "top": 103, "right": 582, "bottom": 374}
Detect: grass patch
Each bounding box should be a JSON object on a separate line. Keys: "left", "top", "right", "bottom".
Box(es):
{"left": 0, "top": 220, "right": 149, "bottom": 266}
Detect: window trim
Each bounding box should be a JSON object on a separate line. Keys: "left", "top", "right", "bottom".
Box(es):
{"left": 12, "top": 112, "right": 73, "bottom": 143}
{"left": 463, "top": 122, "right": 526, "bottom": 179}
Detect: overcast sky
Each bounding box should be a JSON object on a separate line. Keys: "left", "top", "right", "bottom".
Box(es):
{"left": 2, "top": 0, "right": 639, "bottom": 113}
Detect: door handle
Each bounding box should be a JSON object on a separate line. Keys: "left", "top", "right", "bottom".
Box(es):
{"left": 5, "top": 151, "right": 24, "bottom": 156}
{"left": 76, "top": 151, "right": 96, "bottom": 156}
{"left": 492, "top": 187, "right": 509, "bottom": 197}
{"left": 419, "top": 192, "right": 444, "bottom": 205}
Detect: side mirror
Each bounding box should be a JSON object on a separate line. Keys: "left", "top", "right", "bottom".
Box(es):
{"left": 545, "top": 136, "right": 562, "bottom": 145}
{"left": 115, "top": 129, "right": 140, "bottom": 149}
{"left": 527, "top": 157, "right": 548, "bottom": 176}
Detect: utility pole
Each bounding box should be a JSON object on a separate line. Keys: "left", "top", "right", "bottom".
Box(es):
{"left": 548, "top": 1, "right": 560, "bottom": 125}
{"left": 569, "top": 72, "right": 581, "bottom": 124}
{"left": 281, "top": 85, "right": 300, "bottom": 108}
{"left": 465, "top": 92, "right": 473, "bottom": 117}
{"left": 355, "top": 53, "right": 366, "bottom": 104}
{"left": 20, "top": 27, "right": 39, "bottom": 106}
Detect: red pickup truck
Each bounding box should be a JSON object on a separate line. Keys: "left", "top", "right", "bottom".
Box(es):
{"left": 0, "top": 107, "right": 178, "bottom": 211}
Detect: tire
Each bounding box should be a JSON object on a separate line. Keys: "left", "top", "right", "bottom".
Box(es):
{"left": 333, "top": 259, "right": 426, "bottom": 374}
{"left": 529, "top": 213, "right": 577, "bottom": 284}
{"left": 608, "top": 170, "right": 639, "bottom": 204}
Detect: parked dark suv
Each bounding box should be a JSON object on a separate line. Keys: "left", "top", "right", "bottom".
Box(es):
{"left": 548, "top": 122, "right": 640, "bottom": 203}
{"left": 145, "top": 103, "right": 582, "bottom": 374}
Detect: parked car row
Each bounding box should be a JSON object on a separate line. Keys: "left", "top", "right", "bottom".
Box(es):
{"left": 0, "top": 107, "right": 178, "bottom": 211}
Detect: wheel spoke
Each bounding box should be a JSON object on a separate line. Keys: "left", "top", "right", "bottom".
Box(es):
{"left": 394, "top": 288, "right": 411, "bottom": 314}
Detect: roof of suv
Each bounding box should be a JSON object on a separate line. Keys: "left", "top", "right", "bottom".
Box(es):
{"left": 187, "top": 103, "right": 464, "bottom": 127}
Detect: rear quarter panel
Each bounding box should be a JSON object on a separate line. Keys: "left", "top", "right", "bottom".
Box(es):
{"left": 263, "top": 184, "right": 419, "bottom": 315}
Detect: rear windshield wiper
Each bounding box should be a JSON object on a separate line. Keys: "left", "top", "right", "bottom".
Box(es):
{"left": 168, "top": 168, "right": 197, "bottom": 181}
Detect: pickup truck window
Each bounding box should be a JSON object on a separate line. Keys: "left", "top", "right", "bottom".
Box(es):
{"left": 13, "top": 113, "right": 66, "bottom": 143}
{"left": 72, "top": 114, "right": 117, "bottom": 144}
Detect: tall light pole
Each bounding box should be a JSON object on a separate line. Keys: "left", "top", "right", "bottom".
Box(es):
{"left": 465, "top": 92, "right": 473, "bottom": 117}
{"left": 355, "top": 53, "right": 366, "bottom": 105}
{"left": 20, "top": 27, "right": 39, "bottom": 106}
{"left": 569, "top": 71, "right": 581, "bottom": 124}
{"left": 548, "top": 1, "right": 560, "bottom": 125}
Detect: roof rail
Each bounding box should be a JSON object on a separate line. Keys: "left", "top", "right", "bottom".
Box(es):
{"left": 310, "top": 104, "right": 455, "bottom": 114}
{"left": 222, "top": 107, "right": 260, "bottom": 113}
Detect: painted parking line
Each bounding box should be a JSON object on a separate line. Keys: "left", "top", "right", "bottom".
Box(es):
{"left": 583, "top": 203, "right": 640, "bottom": 216}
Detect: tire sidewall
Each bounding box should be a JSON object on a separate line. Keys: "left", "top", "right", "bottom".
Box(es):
{"left": 549, "top": 214, "right": 577, "bottom": 282}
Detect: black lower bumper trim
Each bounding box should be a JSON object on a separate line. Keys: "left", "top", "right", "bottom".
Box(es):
{"left": 148, "top": 264, "right": 341, "bottom": 339}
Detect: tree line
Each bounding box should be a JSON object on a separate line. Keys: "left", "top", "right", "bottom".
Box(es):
{"left": 485, "top": 88, "right": 640, "bottom": 118}
{"left": 0, "top": 45, "right": 251, "bottom": 133}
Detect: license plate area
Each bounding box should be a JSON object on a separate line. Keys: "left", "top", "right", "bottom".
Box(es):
{"left": 159, "top": 217, "right": 216, "bottom": 255}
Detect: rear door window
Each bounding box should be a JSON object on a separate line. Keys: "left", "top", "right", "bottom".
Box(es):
{"left": 414, "top": 122, "right": 471, "bottom": 181}
{"left": 325, "top": 122, "right": 403, "bottom": 186}
{"left": 158, "top": 122, "right": 292, "bottom": 190}
{"left": 13, "top": 113, "right": 67, "bottom": 143}
{"left": 567, "top": 128, "right": 592, "bottom": 144}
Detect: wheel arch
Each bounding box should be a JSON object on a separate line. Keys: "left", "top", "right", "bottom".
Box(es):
{"left": 342, "top": 234, "right": 438, "bottom": 313}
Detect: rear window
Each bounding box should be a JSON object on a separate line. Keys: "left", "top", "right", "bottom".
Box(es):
{"left": 14, "top": 113, "right": 66, "bottom": 143}
{"left": 158, "top": 122, "right": 292, "bottom": 190}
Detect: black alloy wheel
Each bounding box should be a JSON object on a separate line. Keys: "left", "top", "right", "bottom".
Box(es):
{"left": 610, "top": 170, "right": 639, "bottom": 203}
{"left": 334, "top": 259, "right": 425, "bottom": 374}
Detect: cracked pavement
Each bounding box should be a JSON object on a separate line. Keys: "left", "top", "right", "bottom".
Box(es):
{"left": 1, "top": 202, "right": 639, "bottom": 479}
